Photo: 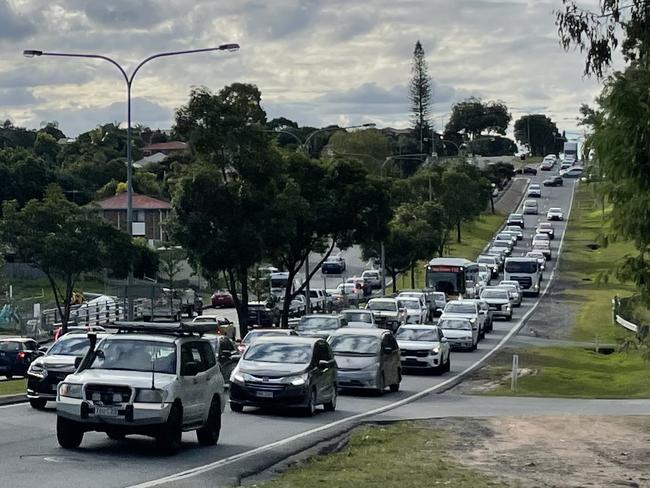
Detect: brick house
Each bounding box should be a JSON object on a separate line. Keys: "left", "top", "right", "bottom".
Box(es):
{"left": 91, "top": 193, "right": 172, "bottom": 241}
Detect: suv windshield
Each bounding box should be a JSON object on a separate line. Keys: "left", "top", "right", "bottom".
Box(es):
{"left": 297, "top": 317, "right": 339, "bottom": 331}
{"left": 90, "top": 340, "right": 176, "bottom": 374}
{"left": 244, "top": 342, "right": 312, "bottom": 364}
{"left": 342, "top": 311, "right": 373, "bottom": 323}
{"left": 444, "top": 303, "right": 475, "bottom": 314}
{"left": 242, "top": 330, "right": 290, "bottom": 343}
{"left": 367, "top": 301, "right": 396, "bottom": 312}
{"left": 48, "top": 337, "right": 91, "bottom": 356}
{"left": 329, "top": 334, "right": 380, "bottom": 355}
{"left": 395, "top": 328, "right": 439, "bottom": 341}
{"left": 398, "top": 299, "right": 420, "bottom": 309}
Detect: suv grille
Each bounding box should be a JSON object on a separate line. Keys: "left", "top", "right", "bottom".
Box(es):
{"left": 85, "top": 384, "right": 132, "bottom": 404}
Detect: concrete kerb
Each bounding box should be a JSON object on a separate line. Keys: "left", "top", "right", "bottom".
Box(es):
{"left": 0, "top": 393, "right": 27, "bottom": 406}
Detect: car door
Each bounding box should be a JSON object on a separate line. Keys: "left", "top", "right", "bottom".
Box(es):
{"left": 217, "top": 337, "right": 237, "bottom": 382}
{"left": 179, "top": 341, "right": 208, "bottom": 424}
{"left": 197, "top": 341, "right": 220, "bottom": 417}
{"left": 382, "top": 334, "right": 400, "bottom": 385}
{"left": 313, "top": 342, "right": 334, "bottom": 402}
{"left": 319, "top": 341, "right": 336, "bottom": 401}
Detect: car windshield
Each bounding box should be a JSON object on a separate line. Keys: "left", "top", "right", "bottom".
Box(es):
{"left": 432, "top": 292, "right": 446, "bottom": 301}
{"left": 329, "top": 335, "right": 380, "bottom": 355}
{"left": 505, "top": 261, "right": 538, "bottom": 273}
{"left": 342, "top": 311, "right": 373, "bottom": 323}
{"left": 509, "top": 214, "right": 523, "bottom": 220}
{"left": 297, "top": 317, "right": 340, "bottom": 331}
{"left": 90, "top": 340, "right": 176, "bottom": 374}
{"left": 496, "top": 233, "right": 511, "bottom": 240}
{"left": 395, "top": 328, "right": 439, "bottom": 341}
{"left": 535, "top": 234, "right": 549, "bottom": 240}
{"left": 481, "top": 290, "right": 510, "bottom": 299}
{"left": 439, "top": 319, "right": 471, "bottom": 330}
{"left": 444, "top": 303, "right": 475, "bottom": 314}
{"left": 549, "top": 208, "right": 562, "bottom": 212}
{"left": 398, "top": 299, "right": 420, "bottom": 309}
{"left": 0, "top": 341, "right": 20, "bottom": 352}
{"left": 368, "top": 301, "right": 396, "bottom": 311}
{"left": 243, "top": 342, "right": 312, "bottom": 364}
{"left": 477, "top": 257, "right": 495, "bottom": 265}
{"left": 242, "top": 331, "right": 290, "bottom": 343}
{"left": 47, "top": 337, "right": 91, "bottom": 356}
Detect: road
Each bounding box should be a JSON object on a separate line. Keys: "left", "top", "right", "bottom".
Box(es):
{"left": 0, "top": 168, "right": 577, "bottom": 488}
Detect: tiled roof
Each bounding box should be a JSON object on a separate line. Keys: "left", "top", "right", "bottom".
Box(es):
{"left": 92, "top": 193, "right": 172, "bottom": 210}
{"left": 143, "top": 141, "right": 187, "bottom": 151}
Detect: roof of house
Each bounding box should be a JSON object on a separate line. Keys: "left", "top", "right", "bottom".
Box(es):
{"left": 143, "top": 141, "right": 187, "bottom": 152}
{"left": 92, "top": 193, "right": 172, "bottom": 210}
{"left": 133, "top": 152, "right": 167, "bottom": 168}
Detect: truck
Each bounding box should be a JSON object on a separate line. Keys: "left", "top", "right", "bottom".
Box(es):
{"left": 563, "top": 142, "right": 578, "bottom": 161}
{"left": 503, "top": 257, "right": 542, "bottom": 296}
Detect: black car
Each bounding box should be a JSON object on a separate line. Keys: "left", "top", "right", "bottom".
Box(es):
{"left": 543, "top": 176, "right": 564, "bottom": 187}
{"left": 26, "top": 333, "right": 100, "bottom": 409}
{"left": 515, "top": 165, "right": 537, "bottom": 175}
{"left": 0, "top": 338, "right": 42, "bottom": 380}
{"left": 229, "top": 336, "right": 337, "bottom": 415}
{"left": 205, "top": 334, "right": 239, "bottom": 384}
{"left": 321, "top": 256, "right": 346, "bottom": 274}
{"left": 506, "top": 213, "right": 525, "bottom": 229}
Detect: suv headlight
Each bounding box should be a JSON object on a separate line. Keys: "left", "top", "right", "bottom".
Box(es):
{"left": 59, "top": 383, "right": 83, "bottom": 399}
{"left": 135, "top": 388, "right": 166, "bottom": 403}
{"left": 430, "top": 347, "right": 440, "bottom": 355}
{"left": 505, "top": 304, "right": 512, "bottom": 310}
{"left": 284, "top": 373, "right": 308, "bottom": 386}
{"left": 28, "top": 362, "right": 47, "bottom": 378}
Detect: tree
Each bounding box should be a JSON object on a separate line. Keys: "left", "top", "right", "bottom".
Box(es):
{"left": 0, "top": 148, "right": 57, "bottom": 212}
{"left": 0, "top": 185, "right": 135, "bottom": 331}
{"left": 132, "top": 238, "right": 159, "bottom": 280}
{"left": 468, "top": 136, "right": 518, "bottom": 157}
{"left": 158, "top": 246, "right": 186, "bottom": 318}
{"left": 325, "top": 129, "right": 392, "bottom": 173}
{"left": 409, "top": 41, "right": 433, "bottom": 153}
{"left": 34, "top": 132, "right": 60, "bottom": 162}
{"left": 513, "top": 114, "right": 564, "bottom": 156}
{"left": 446, "top": 98, "right": 511, "bottom": 139}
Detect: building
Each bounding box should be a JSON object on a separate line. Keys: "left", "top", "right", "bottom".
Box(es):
{"left": 90, "top": 193, "right": 172, "bottom": 241}
{"left": 142, "top": 141, "right": 187, "bottom": 157}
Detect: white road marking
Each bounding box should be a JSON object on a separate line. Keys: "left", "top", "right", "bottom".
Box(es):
{"left": 127, "top": 180, "right": 578, "bottom": 488}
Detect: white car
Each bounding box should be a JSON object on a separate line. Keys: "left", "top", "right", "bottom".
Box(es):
{"left": 56, "top": 323, "right": 225, "bottom": 451}
{"left": 395, "top": 324, "right": 451, "bottom": 373}
{"left": 523, "top": 199, "right": 539, "bottom": 215}
{"left": 437, "top": 317, "right": 477, "bottom": 351}
{"left": 480, "top": 288, "right": 513, "bottom": 321}
{"left": 560, "top": 166, "right": 583, "bottom": 178}
{"left": 366, "top": 298, "right": 406, "bottom": 332}
{"left": 536, "top": 222, "right": 555, "bottom": 240}
{"left": 340, "top": 309, "right": 376, "bottom": 328}
{"left": 532, "top": 241, "right": 552, "bottom": 260}
{"left": 440, "top": 300, "right": 483, "bottom": 339}
{"left": 505, "top": 226, "right": 523, "bottom": 240}
{"left": 547, "top": 207, "right": 564, "bottom": 220}
{"left": 398, "top": 297, "right": 427, "bottom": 324}
{"left": 397, "top": 291, "right": 427, "bottom": 309}
{"left": 527, "top": 184, "right": 541, "bottom": 198}
{"left": 361, "top": 269, "right": 382, "bottom": 289}
{"left": 526, "top": 251, "right": 547, "bottom": 271}
{"left": 498, "top": 281, "right": 522, "bottom": 307}
{"left": 532, "top": 233, "right": 551, "bottom": 247}
{"left": 192, "top": 316, "right": 237, "bottom": 340}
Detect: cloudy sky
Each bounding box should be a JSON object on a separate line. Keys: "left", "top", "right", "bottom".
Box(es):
{"left": 0, "top": 0, "right": 602, "bottom": 140}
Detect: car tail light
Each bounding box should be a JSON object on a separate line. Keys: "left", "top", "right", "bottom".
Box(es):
{"left": 17, "top": 351, "right": 25, "bottom": 360}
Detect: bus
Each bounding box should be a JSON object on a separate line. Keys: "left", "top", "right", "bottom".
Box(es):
{"left": 425, "top": 258, "right": 479, "bottom": 299}
{"left": 503, "top": 257, "right": 541, "bottom": 296}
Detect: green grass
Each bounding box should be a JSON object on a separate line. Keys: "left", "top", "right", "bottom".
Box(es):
{"left": 0, "top": 378, "right": 26, "bottom": 396}
{"left": 255, "top": 422, "right": 507, "bottom": 488}
{"left": 484, "top": 347, "right": 650, "bottom": 398}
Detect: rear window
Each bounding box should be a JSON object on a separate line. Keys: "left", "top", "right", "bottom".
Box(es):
{"left": 0, "top": 342, "right": 20, "bottom": 352}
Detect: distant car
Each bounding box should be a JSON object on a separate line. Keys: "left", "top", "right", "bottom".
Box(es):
{"left": 366, "top": 298, "right": 407, "bottom": 332}
{"left": 440, "top": 300, "right": 482, "bottom": 342}
{"left": 246, "top": 301, "right": 280, "bottom": 328}
{"left": 547, "top": 207, "right": 564, "bottom": 220}
{"left": 526, "top": 251, "right": 547, "bottom": 271}
{"left": 543, "top": 176, "right": 563, "bottom": 187}
{"left": 523, "top": 199, "right": 538, "bottom": 215}
{"left": 192, "top": 316, "right": 237, "bottom": 340}
{"left": 498, "top": 281, "right": 522, "bottom": 307}
{"left": 295, "top": 314, "right": 348, "bottom": 339}
{"left": 321, "top": 255, "right": 346, "bottom": 274}
{"left": 346, "top": 276, "right": 371, "bottom": 297}
{"left": 536, "top": 222, "right": 555, "bottom": 239}
{"left": 479, "top": 287, "right": 513, "bottom": 321}
{"left": 335, "top": 282, "right": 361, "bottom": 305}
{"left": 539, "top": 161, "right": 554, "bottom": 171}
{"left": 0, "top": 337, "right": 42, "bottom": 380}
{"left": 527, "top": 184, "right": 541, "bottom": 198}
{"left": 490, "top": 240, "right": 512, "bottom": 257}
{"left": 477, "top": 255, "right": 499, "bottom": 278}
{"left": 340, "top": 309, "right": 377, "bottom": 328}
{"left": 532, "top": 241, "right": 552, "bottom": 260}
{"left": 516, "top": 165, "right": 538, "bottom": 175}
{"left": 211, "top": 290, "right": 235, "bottom": 308}
{"left": 532, "top": 233, "right": 551, "bottom": 248}
{"left": 431, "top": 292, "right": 447, "bottom": 317}
{"left": 560, "top": 166, "right": 584, "bottom": 178}
{"left": 505, "top": 226, "right": 523, "bottom": 240}
{"left": 395, "top": 324, "right": 450, "bottom": 374}
{"left": 506, "top": 213, "right": 525, "bottom": 229}
{"left": 204, "top": 334, "right": 239, "bottom": 384}
{"left": 495, "top": 232, "right": 517, "bottom": 248}
{"left": 237, "top": 328, "right": 298, "bottom": 354}
{"left": 328, "top": 328, "right": 401, "bottom": 393}
{"left": 361, "top": 269, "right": 382, "bottom": 289}
{"left": 397, "top": 297, "right": 427, "bottom": 324}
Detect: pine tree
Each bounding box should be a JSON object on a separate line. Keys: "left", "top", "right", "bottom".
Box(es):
{"left": 409, "top": 41, "right": 433, "bottom": 153}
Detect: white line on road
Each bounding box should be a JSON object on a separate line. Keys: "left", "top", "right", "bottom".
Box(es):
{"left": 127, "top": 181, "right": 578, "bottom": 488}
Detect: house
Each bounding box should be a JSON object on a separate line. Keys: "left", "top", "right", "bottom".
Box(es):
{"left": 90, "top": 193, "right": 172, "bottom": 241}
{"left": 133, "top": 152, "right": 167, "bottom": 169}
{"left": 142, "top": 141, "right": 187, "bottom": 157}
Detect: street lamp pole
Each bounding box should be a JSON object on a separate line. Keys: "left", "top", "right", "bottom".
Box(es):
{"left": 24, "top": 44, "right": 240, "bottom": 319}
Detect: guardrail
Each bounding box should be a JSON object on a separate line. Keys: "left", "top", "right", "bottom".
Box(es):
{"left": 612, "top": 295, "right": 643, "bottom": 334}
{"left": 39, "top": 299, "right": 147, "bottom": 331}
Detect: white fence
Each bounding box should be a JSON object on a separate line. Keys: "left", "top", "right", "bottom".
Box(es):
{"left": 612, "top": 296, "right": 640, "bottom": 333}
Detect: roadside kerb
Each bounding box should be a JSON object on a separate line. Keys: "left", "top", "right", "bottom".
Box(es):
{"left": 0, "top": 393, "right": 27, "bottom": 406}
{"left": 126, "top": 179, "right": 578, "bottom": 488}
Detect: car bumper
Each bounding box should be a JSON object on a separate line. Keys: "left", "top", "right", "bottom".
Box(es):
{"left": 447, "top": 339, "right": 474, "bottom": 350}
{"left": 27, "top": 373, "right": 71, "bottom": 400}
{"left": 400, "top": 353, "right": 441, "bottom": 369}
{"left": 57, "top": 397, "right": 172, "bottom": 427}
{"left": 229, "top": 382, "right": 312, "bottom": 408}
{"left": 336, "top": 369, "right": 379, "bottom": 389}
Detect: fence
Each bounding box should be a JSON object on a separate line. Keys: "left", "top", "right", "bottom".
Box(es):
{"left": 612, "top": 295, "right": 648, "bottom": 337}
{"left": 39, "top": 298, "right": 147, "bottom": 332}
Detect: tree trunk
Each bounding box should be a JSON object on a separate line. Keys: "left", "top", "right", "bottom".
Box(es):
{"left": 391, "top": 270, "right": 398, "bottom": 294}
{"left": 410, "top": 266, "right": 415, "bottom": 288}
{"left": 239, "top": 267, "right": 249, "bottom": 337}
{"left": 281, "top": 267, "right": 299, "bottom": 328}
{"left": 456, "top": 220, "right": 462, "bottom": 243}
{"left": 227, "top": 270, "right": 248, "bottom": 338}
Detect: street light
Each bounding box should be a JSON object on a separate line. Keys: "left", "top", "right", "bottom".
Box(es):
{"left": 24, "top": 44, "right": 240, "bottom": 319}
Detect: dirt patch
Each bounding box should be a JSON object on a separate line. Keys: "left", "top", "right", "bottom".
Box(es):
{"left": 435, "top": 416, "right": 650, "bottom": 487}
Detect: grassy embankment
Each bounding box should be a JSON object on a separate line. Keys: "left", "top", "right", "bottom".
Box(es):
{"left": 482, "top": 183, "right": 650, "bottom": 398}
{"left": 254, "top": 422, "right": 506, "bottom": 488}
{"left": 0, "top": 378, "right": 27, "bottom": 396}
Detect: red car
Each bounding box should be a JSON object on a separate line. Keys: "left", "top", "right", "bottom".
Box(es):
{"left": 211, "top": 290, "right": 235, "bottom": 308}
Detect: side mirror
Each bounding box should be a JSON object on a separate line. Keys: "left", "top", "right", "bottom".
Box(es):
{"left": 318, "top": 359, "right": 332, "bottom": 369}
{"left": 183, "top": 361, "right": 200, "bottom": 376}
{"left": 440, "top": 337, "right": 448, "bottom": 343}
{"left": 38, "top": 346, "right": 49, "bottom": 354}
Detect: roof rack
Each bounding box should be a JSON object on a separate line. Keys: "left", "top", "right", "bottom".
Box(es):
{"left": 113, "top": 321, "right": 215, "bottom": 336}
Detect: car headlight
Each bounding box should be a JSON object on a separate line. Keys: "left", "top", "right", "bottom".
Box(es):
{"left": 430, "top": 347, "right": 440, "bottom": 355}
{"left": 59, "top": 383, "right": 83, "bottom": 399}
{"left": 469, "top": 318, "right": 476, "bottom": 324}
{"left": 135, "top": 388, "right": 166, "bottom": 403}
{"left": 28, "top": 362, "right": 47, "bottom": 378}
{"left": 463, "top": 336, "right": 472, "bottom": 340}
{"left": 285, "top": 373, "right": 308, "bottom": 386}
{"left": 231, "top": 371, "right": 246, "bottom": 383}
{"left": 505, "top": 304, "right": 512, "bottom": 310}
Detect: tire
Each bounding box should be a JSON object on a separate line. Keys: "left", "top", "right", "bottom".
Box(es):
{"left": 375, "top": 373, "right": 385, "bottom": 396}
{"left": 507, "top": 313, "right": 513, "bottom": 322}
{"left": 156, "top": 403, "right": 183, "bottom": 453}
{"left": 303, "top": 388, "right": 317, "bottom": 417}
{"left": 444, "top": 353, "right": 451, "bottom": 372}
{"left": 230, "top": 401, "right": 244, "bottom": 413}
{"left": 106, "top": 431, "right": 125, "bottom": 440}
{"left": 29, "top": 398, "right": 47, "bottom": 409}
{"left": 196, "top": 396, "right": 222, "bottom": 446}
{"left": 323, "top": 386, "right": 337, "bottom": 412}
{"left": 471, "top": 340, "right": 477, "bottom": 351}
{"left": 57, "top": 416, "right": 84, "bottom": 449}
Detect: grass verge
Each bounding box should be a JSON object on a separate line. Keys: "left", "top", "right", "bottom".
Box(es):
{"left": 0, "top": 378, "right": 27, "bottom": 396}
{"left": 254, "top": 422, "right": 506, "bottom": 488}
{"left": 478, "top": 347, "right": 650, "bottom": 399}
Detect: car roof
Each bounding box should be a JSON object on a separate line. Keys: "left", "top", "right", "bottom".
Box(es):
{"left": 302, "top": 313, "right": 340, "bottom": 319}
{"left": 251, "top": 336, "right": 320, "bottom": 346}
{"left": 0, "top": 337, "right": 32, "bottom": 342}
{"left": 398, "top": 323, "right": 440, "bottom": 330}
{"left": 341, "top": 309, "right": 371, "bottom": 313}
{"left": 427, "top": 257, "right": 473, "bottom": 266}
{"left": 103, "top": 334, "right": 178, "bottom": 343}
{"left": 506, "top": 257, "right": 537, "bottom": 262}
{"left": 329, "top": 327, "right": 387, "bottom": 337}
{"left": 369, "top": 297, "right": 397, "bottom": 302}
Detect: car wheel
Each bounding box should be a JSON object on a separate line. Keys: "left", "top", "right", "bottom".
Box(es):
{"left": 507, "top": 313, "right": 513, "bottom": 321}
{"left": 471, "top": 341, "right": 477, "bottom": 352}
{"left": 230, "top": 401, "right": 244, "bottom": 413}
{"left": 445, "top": 353, "right": 451, "bottom": 372}
{"left": 389, "top": 370, "right": 401, "bottom": 392}
{"left": 323, "top": 386, "right": 337, "bottom": 412}
{"left": 303, "top": 388, "right": 317, "bottom": 417}
{"left": 197, "top": 396, "right": 222, "bottom": 446}
{"left": 29, "top": 398, "right": 47, "bottom": 409}
{"left": 57, "top": 416, "right": 84, "bottom": 449}
{"left": 156, "top": 403, "right": 183, "bottom": 453}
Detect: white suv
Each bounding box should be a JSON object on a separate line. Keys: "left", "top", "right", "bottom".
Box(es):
{"left": 56, "top": 323, "right": 225, "bottom": 452}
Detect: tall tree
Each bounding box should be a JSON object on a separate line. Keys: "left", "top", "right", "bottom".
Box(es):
{"left": 513, "top": 114, "right": 564, "bottom": 156}
{"left": 409, "top": 41, "right": 433, "bottom": 154}
{"left": 0, "top": 185, "right": 135, "bottom": 331}
{"left": 446, "top": 98, "right": 511, "bottom": 140}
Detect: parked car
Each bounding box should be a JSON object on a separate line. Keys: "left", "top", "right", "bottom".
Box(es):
{"left": 295, "top": 314, "right": 348, "bottom": 339}
{"left": 229, "top": 336, "right": 337, "bottom": 415}
{"left": 205, "top": 334, "right": 239, "bottom": 384}
{"left": 237, "top": 328, "right": 298, "bottom": 355}
{"left": 523, "top": 199, "right": 539, "bottom": 215}
{"left": 192, "top": 316, "right": 237, "bottom": 340}
{"left": 536, "top": 222, "right": 555, "bottom": 239}
{"left": 365, "top": 298, "right": 407, "bottom": 332}
{"left": 543, "top": 176, "right": 563, "bottom": 187}
{"left": 397, "top": 297, "right": 427, "bottom": 324}
{"left": 321, "top": 255, "right": 346, "bottom": 274}
{"left": 361, "top": 269, "right": 382, "bottom": 289}
{"left": 506, "top": 213, "right": 525, "bottom": 229}
{"left": 395, "top": 324, "right": 450, "bottom": 374}
{"left": 0, "top": 337, "right": 42, "bottom": 380}
{"left": 479, "top": 287, "right": 513, "bottom": 321}
{"left": 246, "top": 301, "right": 280, "bottom": 328}
{"left": 547, "top": 207, "right": 564, "bottom": 220}
{"left": 211, "top": 290, "right": 235, "bottom": 308}
{"left": 340, "top": 309, "right": 377, "bottom": 328}
{"left": 328, "top": 328, "right": 401, "bottom": 393}
{"left": 437, "top": 317, "right": 477, "bottom": 351}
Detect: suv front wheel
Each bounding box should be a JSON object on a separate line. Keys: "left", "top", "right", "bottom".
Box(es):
{"left": 156, "top": 403, "right": 183, "bottom": 453}
{"left": 57, "top": 416, "right": 84, "bottom": 448}
{"left": 196, "top": 396, "right": 222, "bottom": 446}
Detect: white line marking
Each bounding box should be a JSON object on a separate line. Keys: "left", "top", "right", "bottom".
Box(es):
{"left": 127, "top": 181, "right": 578, "bottom": 488}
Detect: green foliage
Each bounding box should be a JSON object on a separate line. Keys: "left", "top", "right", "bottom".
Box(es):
{"left": 468, "top": 136, "right": 517, "bottom": 157}
{"left": 33, "top": 132, "right": 60, "bottom": 162}
{"left": 132, "top": 238, "right": 159, "bottom": 280}
{"left": 0, "top": 185, "right": 134, "bottom": 329}
{"left": 0, "top": 148, "right": 57, "bottom": 210}
{"left": 409, "top": 40, "right": 433, "bottom": 153}
{"left": 134, "top": 170, "right": 164, "bottom": 198}
{"left": 326, "top": 129, "right": 392, "bottom": 173}
{"left": 157, "top": 246, "right": 185, "bottom": 293}
{"left": 0, "top": 121, "right": 37, "bottom": 148}
{"left": 513, "top": 114, "right": 565, "bottom": 156}
{"left": 446, "top": 97, "right": 511, "bottom": 139}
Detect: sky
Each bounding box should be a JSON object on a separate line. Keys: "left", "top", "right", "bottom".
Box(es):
{"left": 0, "top": 0, "right": 603, "bottom": 140}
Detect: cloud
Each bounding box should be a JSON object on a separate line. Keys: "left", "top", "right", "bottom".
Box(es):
{"left": 0, "top": 87, "right": 41, "bottom": 106}
{"left": 0, "top": 0, "right": 35, "bottom": 39}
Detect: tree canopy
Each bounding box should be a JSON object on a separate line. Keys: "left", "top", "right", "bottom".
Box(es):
{"left": 446, "top": 98, "right": 511, "bottom": 140}
{"left": 513, "top": 114, "right": 565, "bottom": 156}
{"left": 409, "top": 40, "right": 433, "bottom": 153}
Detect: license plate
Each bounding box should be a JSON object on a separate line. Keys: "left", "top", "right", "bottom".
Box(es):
{"left": 95, "top": 406, "right": 119, "bottom": 417}
{"left": 255, "top": 391, "right": 273, "bottom": 398}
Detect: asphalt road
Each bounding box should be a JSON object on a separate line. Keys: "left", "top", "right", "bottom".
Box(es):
{"left": 0, "top": 168, "right": 577, "bottom": 488}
